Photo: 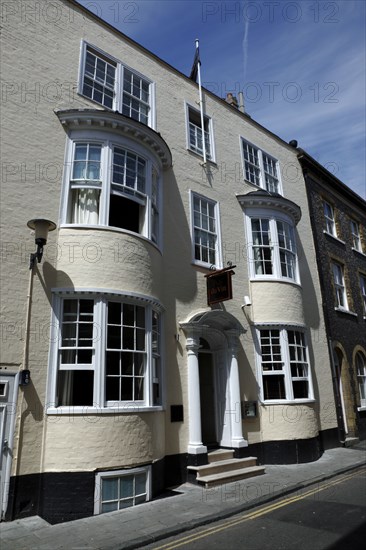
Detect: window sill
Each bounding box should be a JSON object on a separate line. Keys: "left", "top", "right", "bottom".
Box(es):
{"left": 259, "top": 399, "right": 316, "bottom": 405}
{"left": 334, "top": 307, "right": 358, "bottom": 317}
{"left": 243, "top": 179, "right": 283, "bottom": 196}
{"left": 187, "top": 148, "right": 217, "bottom": 166}
{"left": 46, "top": 405, "right": 164, "bottom": 415}
{"left": 250, "top": 277, "right": 301, "bottom": 288}
{"left": 323, "top": 230, "right": 345, "bottom": 245}
{"left": 357, "top": 406, "right": 366, "bottom": 412}
{"left": 192, "top": 260, "right": 222, "bottom": 271}
{"left": 352, "top": 247, "right": 366, "bottom": 257}
{"left": 59, "top": 224, "right": 162, "bottom": 253}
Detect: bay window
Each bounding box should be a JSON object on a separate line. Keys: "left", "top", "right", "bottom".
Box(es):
{"left": 48, "top": 294, "right": 163, "bottom": 410}
{"left": 62, "top": 135, "right": 161, "bottom": 245}
{"left": 256, "top": 326, "right": 312, "bottom": 402}
{"left": 246, "top": 211, "right": 298, "bottom": 282}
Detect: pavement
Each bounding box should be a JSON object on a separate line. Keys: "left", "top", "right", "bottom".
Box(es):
{"left": 1, "top": 441, "right": 366, "bottom": 550}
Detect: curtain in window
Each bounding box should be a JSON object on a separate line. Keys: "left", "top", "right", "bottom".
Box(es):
{"left": 72, "top": 189, "right": 100, "bottom": 224}
{"left": 58, "top": 369, "right": 73, "bottom": 406}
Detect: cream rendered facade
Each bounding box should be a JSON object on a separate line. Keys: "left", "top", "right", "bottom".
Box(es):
{"left": 0, "top": 0, "right": 337, "bottom": 522}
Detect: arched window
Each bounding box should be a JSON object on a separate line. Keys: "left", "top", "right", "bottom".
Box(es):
{"left": 356, "top": 351, "right": 366, "bottom": 408}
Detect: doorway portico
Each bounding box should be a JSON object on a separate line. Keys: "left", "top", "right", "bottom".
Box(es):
{"left": 181, "top": 310, "right": 248, "bottom": 462}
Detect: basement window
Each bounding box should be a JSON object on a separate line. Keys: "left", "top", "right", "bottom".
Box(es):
{"left": 94, "top": 467, "right": 151, "bottom": 514}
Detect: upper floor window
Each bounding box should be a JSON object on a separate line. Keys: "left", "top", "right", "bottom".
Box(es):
{"left": 332, "top": 262, "right": 348, "bottom": 309}
{"left": 190, "top": 192, "right": 222, "bottom": 268}
{"left": 323, "top": 201, "right": 336, "bottom": 236}
{"left": 80, "top": 43, "right": 153, "bottom": 127}
{"left": 241, "top": 139, "right": 281, "bottom": 194}
{"left": 48, "top": 295, "right": 162, "bottom": 410}
{"left": 186, "top": 104, "right": 214, "bottom": 161}
{"left": 350, "top": 219, "right": 361, "bottom": 251}
{"left": 245, "top": 211, "right": 298, "bottom": 282}
{"left": 62, "top": 135, "right": 161, "bottom": 245}
{"left": 256, "top": 327, "right": 312, "bottom": 402}
{"left": 360, "top": 274, "right": 366, "bottom": 314}
{"left": 356, "top": 351, "right": 366, "bottom": 408}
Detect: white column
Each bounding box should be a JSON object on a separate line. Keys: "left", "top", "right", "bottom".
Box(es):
{"left": 226, "top": 330, "right": 248, "bottom": 448}
{"left": 185, "top": 334, "right": 207, "bottom": 455}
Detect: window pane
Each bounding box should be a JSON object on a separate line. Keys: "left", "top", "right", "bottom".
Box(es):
{"left": 293, "top": 380, "right": 308, "bottom": 399}
{"left": 108, "top": 326, "right": 121, "bottom": 349}
{"left": 102, "top": 502, "right": 118, "bottom": 513}
{"left": 123, "top": 304, "right": 135, "bottom": 326}
{"left": 263, "top": 375, "right": 286, "bottom": 399}
{"left": 102, "top": 478, "right": 118, "bottom": 501}
{"left": 57, "top": 370, "right": 93, "bottom": 406}
{"left": 106, "top": 376, "right": 120, "bottom": 401}
{"left": 108, "top": 302, "right": 121, "bottom": 324}
{"left": 120, "top": 476, "right": 134, "bottom": 498}
{"left": 106, "top": 351, "right": 120, "bottom": 375}
{"left": 121, "top": 352, "right": 133, "bottom": 375}
{"left": 135, "top": 473, "right": 146, "bottom": 495}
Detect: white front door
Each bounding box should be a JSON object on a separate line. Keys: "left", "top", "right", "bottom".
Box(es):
{"left": 0, "top": 372, "right": 19, "bottom": 519}
{"left": 215, "top": 349, "right": 232, "bottom": 447}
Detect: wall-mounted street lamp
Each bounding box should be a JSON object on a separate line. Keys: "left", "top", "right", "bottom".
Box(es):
{"left": 27, "top": 219, "right": 56, "bottom": 270}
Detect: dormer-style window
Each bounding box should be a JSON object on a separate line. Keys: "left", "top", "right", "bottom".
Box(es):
{"left": 80, "top": 43, "right": 154, "bottom": 128}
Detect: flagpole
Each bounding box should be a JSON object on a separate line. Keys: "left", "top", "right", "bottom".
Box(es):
{"left": 195, "top": 39, "right": 207, "bottom": 165}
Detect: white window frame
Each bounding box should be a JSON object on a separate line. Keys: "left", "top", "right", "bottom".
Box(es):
{"left": 254, "top": 325, "right": 314, "bottom": 403}
{"left": 185, "top": 103, "right": 215, "bottom": 162}
{"left": 332, "top": 261, "right": 348, "bottom": 310}
{"left": 189, "top": 191, "right": 222, "bottom": 269}
{"left": 94, "top": 466, "right": 151, "bottom": 515}
{"left": 60, "top": 130, "right": 162, "bottom": 247}
{"left": 360, "top": 274, "right": 366, "bottom": 316}
{"left": 78, "top": 41, "right": 155, "bottom": 129}
{"left": 350, "top": 219, "right": 362, "bottom": 252}
{"left": 47, "top": 292, "right": 164, "bottom": 413}
{"left": 244, "top": 208, "right": 299, "bottom": 283}
{"left": 241, "top": 138, "right": 282, "bottom": 194}
{"left": 323, "top": 201, "right": 337, "bottom": 237}
{"left": 356, "top": 351, "right": 366, "bottom": 409}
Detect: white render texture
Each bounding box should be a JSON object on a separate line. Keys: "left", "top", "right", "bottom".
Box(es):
{"left": 1, "top": 0, "right": 337, "bottom": 477}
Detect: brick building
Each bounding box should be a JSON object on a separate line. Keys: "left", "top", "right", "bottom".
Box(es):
{"left": 0, "top": 0, "right": 353, "bottom": 523}
{"left": 298, "top": 150, "right": 366, "bottom": 444}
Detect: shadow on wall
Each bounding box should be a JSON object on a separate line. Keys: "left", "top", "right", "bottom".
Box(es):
{"left": 297, "top": 234, "right": 327, "bottom": 435}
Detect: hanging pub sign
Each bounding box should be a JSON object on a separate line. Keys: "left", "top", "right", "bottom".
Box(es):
{"left": 205, "top": 265, "right": 236, "bottom": 306}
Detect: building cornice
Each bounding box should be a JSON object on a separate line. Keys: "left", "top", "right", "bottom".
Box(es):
{"left": 236, "top": 191, "right": 302, "bottom": 224}
{"left": 297, "top": 149, "right": 366, "bottom": 209}
{"left": 55, "top": 108, "right": 172, "bottom": 169}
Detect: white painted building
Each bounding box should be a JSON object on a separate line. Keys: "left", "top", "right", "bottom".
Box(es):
{"left": 0, "top": 0, "right": 337, "bottom": 523}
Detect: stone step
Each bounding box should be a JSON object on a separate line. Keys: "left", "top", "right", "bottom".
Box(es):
{"left": 188, "top": 457, "right": 258, "bottom": 478}
{"left": 207, "top": 449, "right": 234, "bottom": 463}
{"left": 343, "top": 437, "right": 360, "bottom": 447}
{"left": 197, "top": 465, "right": 266, "bottom": 488}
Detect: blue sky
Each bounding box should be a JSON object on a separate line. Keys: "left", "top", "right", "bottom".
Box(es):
{"left": 76, "top": 0, "right": 365, "bottom": 199}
